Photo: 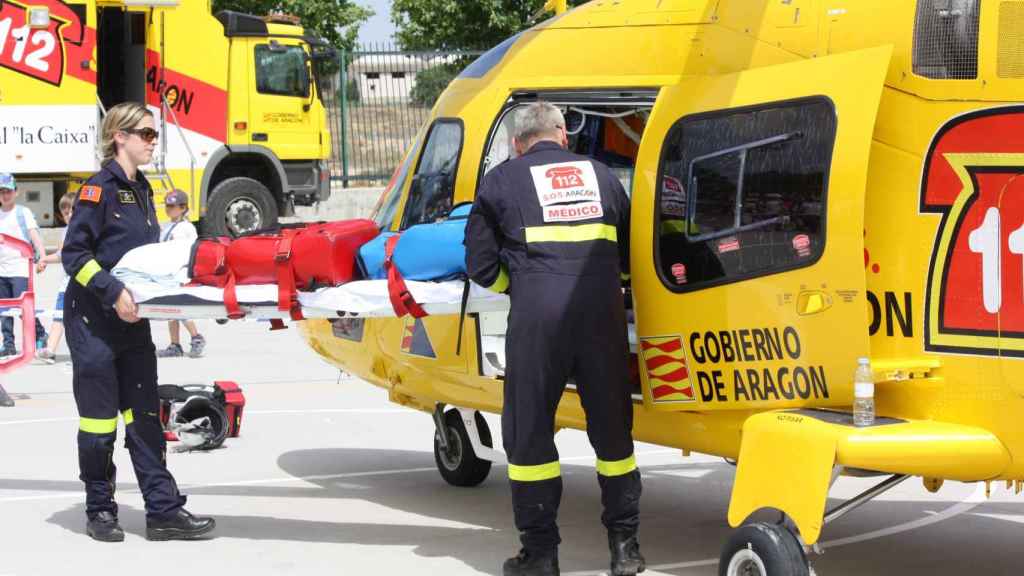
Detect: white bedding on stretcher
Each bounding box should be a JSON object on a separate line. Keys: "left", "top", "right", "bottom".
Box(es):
{"left": 114, "top": 242, "right": 510, "bottom": 321}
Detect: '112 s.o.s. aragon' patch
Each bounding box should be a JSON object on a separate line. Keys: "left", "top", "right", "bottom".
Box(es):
{"left": 530, "top": 161, "right": 603, "bottom": 223}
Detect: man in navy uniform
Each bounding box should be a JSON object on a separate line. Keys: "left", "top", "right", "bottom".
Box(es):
{"left": 465, "top": 102, "right": 644, "bottom": 576}
{"left": 63, "top": 102, "right": 214, "bottom": 542}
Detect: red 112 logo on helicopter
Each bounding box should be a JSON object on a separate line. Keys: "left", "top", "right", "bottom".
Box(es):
{"left": 0, "top": 0, "right": 85, "bottom": 86}
{"left": 921, "top": 106, "right": 1024, "bottom": 357}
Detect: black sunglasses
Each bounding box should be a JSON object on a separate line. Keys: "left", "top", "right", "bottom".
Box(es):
{"left": 122, "top": 127, "right": 159, "bottom": 142}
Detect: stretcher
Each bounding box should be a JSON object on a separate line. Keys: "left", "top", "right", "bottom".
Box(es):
{"left": 129, "top": 279, "right": 510, "bottom": 321}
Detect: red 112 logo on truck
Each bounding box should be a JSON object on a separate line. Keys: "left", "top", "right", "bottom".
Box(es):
{"left": 921, "top": 106, "right": 1024, "bottom": 357}
{"left": 0, "top": 0, "right": 85, "bottom": 86}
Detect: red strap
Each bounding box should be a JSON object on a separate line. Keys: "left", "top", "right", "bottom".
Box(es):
{"left": 384, "top": 235, "right": 427, "bottom": 319}
{"left": 223, "top": 272, "right": 244, "bottom": 320}
{"left": 275, "top": 231, "right": 297, "bottom": 313}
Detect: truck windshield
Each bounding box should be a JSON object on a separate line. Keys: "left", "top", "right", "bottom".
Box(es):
{"left": 255, "top": 44, "right": 310, "bottom": 98}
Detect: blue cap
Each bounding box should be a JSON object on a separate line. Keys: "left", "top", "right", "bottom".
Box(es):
{"left": 164, "top": 189, "right": 188, "bottom": 206}
{"left": 0, "top": 173, "right": 15, "bottom": 190}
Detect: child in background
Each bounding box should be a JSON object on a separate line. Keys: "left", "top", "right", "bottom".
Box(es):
{"left": 37, "top": 192, "right": 77, "bottom": 364}
{"left": 156, "top": 189, "right": 206, "bottom": 358}
{"left": 0, "top": 172, "right": 48, "bottom": 357}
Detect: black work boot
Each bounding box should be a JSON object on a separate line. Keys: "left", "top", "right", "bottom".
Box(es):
{"left": 609, "top": 531, "right": 646, "bottom": 575}
{"left": 87, "top": 511, "right": 125, "bottom": 542}
{"left": 502, "top": 548, "right": 559, "bottom": 576}
{"left": 145, "top": 508, "right": 216, "bottom": 541}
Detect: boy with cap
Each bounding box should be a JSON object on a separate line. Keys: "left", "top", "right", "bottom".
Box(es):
{"left": 37, "top": 191, "right": 78, "bottom": 364}
{"left": 0, "top": 172, "right": 49, "bottom": 357}
{"left": 156, "top": 189, "right": 206, "bottom": 358}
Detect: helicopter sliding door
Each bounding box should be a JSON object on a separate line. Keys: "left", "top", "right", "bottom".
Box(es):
{"left": 631, "top": 46, "right": 892, "bottom": 412}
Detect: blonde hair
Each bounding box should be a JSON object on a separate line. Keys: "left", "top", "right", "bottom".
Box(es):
{"left": 99, "top": 102, "right": 152, "bottom": 161}
{"left": 59, "top": 191, "right": 76, "bottom": 212}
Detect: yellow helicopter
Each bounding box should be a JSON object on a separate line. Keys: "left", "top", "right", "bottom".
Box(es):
{"left": 298, "top": 1, "right": 1024, "bottom": 573}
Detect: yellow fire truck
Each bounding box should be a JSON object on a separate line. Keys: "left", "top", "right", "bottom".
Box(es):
{"left": 0, "top": 0, "right": 332, "bottom": 236}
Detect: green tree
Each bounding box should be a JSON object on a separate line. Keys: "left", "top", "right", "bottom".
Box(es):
{"left": 212, "top": 0, "right": 373, "bottom": 49}
{"left": 392, "top": 0, "right": 587, "bottom": 51}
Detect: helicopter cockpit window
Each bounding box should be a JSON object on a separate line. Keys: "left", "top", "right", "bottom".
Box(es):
{"left": 656, "top": 98, "right": 836, "bottom": 291}
{"left": 401, "top": 119, "right": 464, "bottom": 228}
{"left": 482, "top": 103, "right": 648, "bottom": 197}
{"left": 372, "top": 134, "right": 420, "bottom": 230}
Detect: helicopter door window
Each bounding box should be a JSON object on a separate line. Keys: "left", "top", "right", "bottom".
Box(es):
{"left": 482, "top": 103, "right": 648, "bottom": 197}
{"left": 656, "top": 97, "right": 836, "bottom": 291}
{"left": 401, "top": 119, "right": 464, "bottom": 228}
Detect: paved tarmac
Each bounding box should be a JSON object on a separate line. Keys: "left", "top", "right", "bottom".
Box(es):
{"left": 2, "top": 251, "right": 1023, "bottom": 576}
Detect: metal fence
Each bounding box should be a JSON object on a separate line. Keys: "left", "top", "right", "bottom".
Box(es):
{"left": 322, "top": 43, "right": 485, "bottom": 187}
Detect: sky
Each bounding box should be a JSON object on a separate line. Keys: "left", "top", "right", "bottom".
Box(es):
{"left": 356, "top": 0, "right": 397, "bottom": 46}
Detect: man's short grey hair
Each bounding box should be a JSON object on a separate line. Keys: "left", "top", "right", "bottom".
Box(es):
{"left": 513, "top": 102, "right": 565, "bottom": 143}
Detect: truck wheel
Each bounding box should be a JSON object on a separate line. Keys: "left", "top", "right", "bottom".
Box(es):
{"left": 719, "top": 522, "right": 809, "bottom": 576}
{"left": 204, "top": 177, "right": 278, "bottom": 237}
{"left": 433, "top": 409, "right": 492, "bottom": 487}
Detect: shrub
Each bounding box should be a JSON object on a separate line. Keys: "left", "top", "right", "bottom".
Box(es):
{"left": 410, "top": 64, "right": 459, "bottom": 108}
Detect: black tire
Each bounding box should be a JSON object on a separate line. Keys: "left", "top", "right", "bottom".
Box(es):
{"left": 718, "top": 522, "right": 809, "bottom": 576}
{"left": 202, "top": 176, "right": 279, "bottom": 238}
{"left": 433, "top": 409, "right": 493, "bottom": 487}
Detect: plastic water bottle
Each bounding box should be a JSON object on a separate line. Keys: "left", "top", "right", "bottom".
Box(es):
{"left": 853, "top": 357, "right": 875, "bottom": 427}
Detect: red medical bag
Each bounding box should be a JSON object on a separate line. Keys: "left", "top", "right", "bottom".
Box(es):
{"left": 188, "top": 219, "right": 380, "bottom": 318}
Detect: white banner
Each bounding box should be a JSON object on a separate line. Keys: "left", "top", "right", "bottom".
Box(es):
{"left": 0, "top": 105, "right": 99, "bottom": 173}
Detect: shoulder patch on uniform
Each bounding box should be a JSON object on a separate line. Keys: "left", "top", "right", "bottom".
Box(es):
{"left": 79, "top": 185, "right": 102, "bottom": 203}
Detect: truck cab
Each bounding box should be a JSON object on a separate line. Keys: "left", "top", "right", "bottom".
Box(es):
{"left": 0, "top": 2, "right": 333, "bottom": 236}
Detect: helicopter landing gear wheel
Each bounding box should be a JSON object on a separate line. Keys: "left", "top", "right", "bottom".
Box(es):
{"left": 433, "top": 409, "right": 493, "bottom": 487}
{"left": 719, "top": 522, "right": 810, "bottom": 576}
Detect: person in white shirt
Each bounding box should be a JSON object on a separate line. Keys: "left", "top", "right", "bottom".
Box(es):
{"left": 155, "top": 190, "right": 206, "bottom": 358}
{"left": 0, "top": 172, "right": 49, "bottom": 359}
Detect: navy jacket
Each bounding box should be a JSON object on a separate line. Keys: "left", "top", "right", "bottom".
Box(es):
{"left": 465, "top": 141, "right": 630, "bottom": 293}
{"left": 62, "top": 161, "right": 160, "bottom": 310}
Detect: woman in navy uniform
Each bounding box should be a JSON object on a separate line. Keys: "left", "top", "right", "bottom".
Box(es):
{"left": 62, "top": 102, "right": 215, "bottom": 542}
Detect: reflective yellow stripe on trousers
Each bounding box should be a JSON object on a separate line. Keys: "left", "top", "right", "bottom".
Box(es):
{"left": 524, "top": 223, "right": 617, "bottom": 244}
{"left": 79, "top": 417, "right": 117, "bottom": 434}
{"left": 79, "top": 410, "right": 134, "bottom": 433}
{"left": 596, "top": 454, "right": 637, "bottom": 477}
{"left": 508, "top": 461, "right": 561, "bottom": 482}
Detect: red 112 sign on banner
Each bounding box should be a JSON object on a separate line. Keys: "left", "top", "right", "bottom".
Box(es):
{"left": 0, "top": 1, "right": 85, "bottom": 86}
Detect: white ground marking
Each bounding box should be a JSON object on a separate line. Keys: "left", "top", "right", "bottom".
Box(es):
{"left": 970, "top": 513, "right": 1024, "bottom": 525}
{"left": 563, "top": 482, "right": 990, "bottom": 576}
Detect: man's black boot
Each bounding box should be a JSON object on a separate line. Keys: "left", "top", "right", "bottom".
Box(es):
{"left": 86, "top": 511, "right": 125, "bottom": 542}
{"left": 145, "top": 508, "right": 216, "bottom": 541}
{"left": 609, "top": 531, "right": 646, "bottom": 575}
{"left": 502, "top": 548, "right": 559, "bottom": 576}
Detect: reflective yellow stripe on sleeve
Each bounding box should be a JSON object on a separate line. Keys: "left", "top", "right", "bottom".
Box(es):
{"left": 79, "top": 416, "right": 118, "bottom": 434}
{"left": 524, "top": 223, "right": 617, "bottom": 244}
{"left": 122, "top": 409, "right": 134, "bottom": 426}
{"left": 486, "top": 266, "right": 510, "bottom": 293}
{"left": 596, "top": 454, "right": 637, "bottom": 477}
{"left": 75, "top": 259, "right": 102, "bottom": 288}
{"left": 508, "top": 461, "right": 561, "bottom": 482}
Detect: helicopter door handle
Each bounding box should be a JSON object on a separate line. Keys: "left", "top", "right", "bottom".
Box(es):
{"left": 796, "top": 290, "right": 832, "bottom": 315}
